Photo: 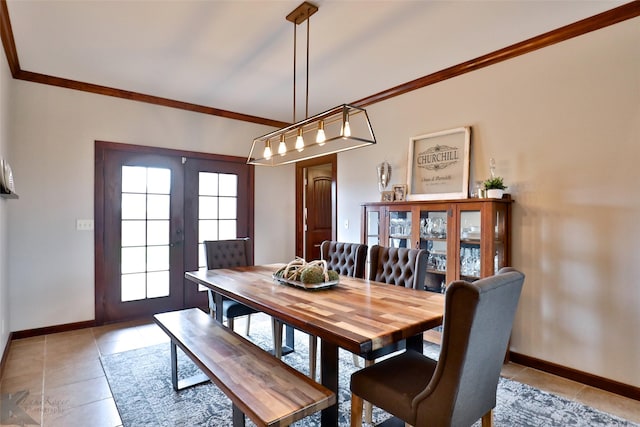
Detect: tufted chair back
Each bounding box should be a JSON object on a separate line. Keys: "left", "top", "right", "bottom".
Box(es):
{"left": 368, "top": 245, "right": 427, "bottom": 289}
{"left": 204, "top": 238, "right": 253, "bottom": 269}
{"left": 320, "top": 241, "right": 368, "bottom": 279}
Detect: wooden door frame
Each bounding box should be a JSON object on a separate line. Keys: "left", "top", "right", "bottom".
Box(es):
{"left": 295, "top": 154, "right": 337, "bottom": 258}
{"left": 94, "top": 140, "right": 254, "bottom": 324}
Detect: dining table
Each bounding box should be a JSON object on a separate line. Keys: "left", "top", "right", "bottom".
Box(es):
{"left": 184, "top": 263, "right": 445, "bottom": 427}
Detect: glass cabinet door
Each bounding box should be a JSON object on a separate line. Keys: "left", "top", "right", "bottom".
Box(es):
{"left": 460, "top": 210, "right": 482, "bottom": 281}
{"left": 365, "top": 209, "right": 381, "bottom": 248}
{"left": 491, "top": 203, "right": 509, "bottom": 274}
{"left": 419, "top": 208, "right": 448, "bottom": 292}
{"left": 388, "top": 208, "right": 412, "bottom": 249}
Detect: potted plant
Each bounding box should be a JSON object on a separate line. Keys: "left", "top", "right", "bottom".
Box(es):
{"left": 483, "top": 176, "right": 507, "bottom": 199}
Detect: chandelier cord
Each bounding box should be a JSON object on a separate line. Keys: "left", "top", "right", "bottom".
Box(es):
{"left": 293, "top": 23, "right": 297, "bottom": 123}
{"left": 305, "top": 9, "right": 310, "bottom": 119}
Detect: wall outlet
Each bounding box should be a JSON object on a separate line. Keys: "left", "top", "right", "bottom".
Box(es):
{"left": 76, "top": 219, "right": 94, "bottom": 231}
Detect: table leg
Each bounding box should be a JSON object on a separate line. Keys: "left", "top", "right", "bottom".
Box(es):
{"left": 320, "top": 340, "right": 339, "bottom": 427}
{"left": 214, "top": 293, "right": 223, "bottom": 323}
{"left": 406, "top": 332, "right": 424, "bottom": 353}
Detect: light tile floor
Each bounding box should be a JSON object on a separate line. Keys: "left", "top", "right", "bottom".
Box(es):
{"left": 1, "top": 314, "right": 639, "bottom": 426}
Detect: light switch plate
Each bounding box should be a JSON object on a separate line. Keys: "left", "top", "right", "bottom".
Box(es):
{"left": 76, "top": 219, "right": 94, "bottom": 231}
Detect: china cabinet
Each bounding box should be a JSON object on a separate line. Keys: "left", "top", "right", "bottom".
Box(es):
{"left": 361, "top": 197, "right": 512, "bottom": 292}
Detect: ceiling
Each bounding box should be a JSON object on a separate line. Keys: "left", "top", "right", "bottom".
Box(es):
{"left": 4, "top": 0, "right": 629, "bottom": 124}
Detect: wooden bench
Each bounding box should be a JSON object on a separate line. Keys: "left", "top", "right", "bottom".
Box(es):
{"left": 153, "top": 308, "right": 336, "bottom": 427}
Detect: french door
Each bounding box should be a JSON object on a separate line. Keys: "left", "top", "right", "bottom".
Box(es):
{"left": 95, "top": 141, "right": 253, "bottom": 324}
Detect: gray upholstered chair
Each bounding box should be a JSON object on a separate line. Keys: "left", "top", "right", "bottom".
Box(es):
{"left": 350, "top": 267, "right": 525, "bottom": 427}
{"left": 321, "top": 240, "right": 368, "bottom": 279}
{"left": 368, "top": 244, "right": 427, "bottom": 289}
{"left": 204, "top": 238, "right": 258, "bottom": 335}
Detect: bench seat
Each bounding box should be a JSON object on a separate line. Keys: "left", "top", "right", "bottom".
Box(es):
{"left": 154, "top": 308, "right": 336, "bottom": 427}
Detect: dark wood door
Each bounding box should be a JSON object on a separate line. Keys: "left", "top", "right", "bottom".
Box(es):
{"left": 305, "top": 165, "right": 333, "bottom": 260}
{"left": 95, "top": 142, "right": 253, "bottom": 324}
{"left": 182, "top": 157, "right": 254, "bottom": 308}
{"left": 295, "top": 154, "right": 336, "bottom": 260}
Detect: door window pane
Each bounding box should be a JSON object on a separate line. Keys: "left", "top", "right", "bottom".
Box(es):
{"left": 122, "top": 194, "right": 146, "bottom": 219}
{"left": 147, "top": 245, "right": 169, "bottom": 272}
{"left": 147, "top": 221, "right": 169, "bottom": 246}
{"left": 122, "top": 220, "right": 146, "bottom": 247}
{"left": 121, "top": 273, "right": 146, "bottom": 302}
{"left": 147, "top": 168, "right": 171, "bottom": 194}
{"left": 147, "top": 271, "right": 170, "bottom": 298}
{"left": 199, "top": 173, "right": 218, "bottom": 196}
{"left": 199, "top": 196, "right": 218, "bottom": 219}
{"left": 147, "top": 195, "right": 170, "bottom": 219}
{"left": 197, "top": 172, "right": 238, "bottom": 271}
{"left": 121, "top": 166, "right": 147, "bottom": 193}
{"left": 219, "top": 220, "right": 237, "bottom": 240}
{"left": 121, "top": 247, "right": 146, "bottom": 274}
{"left": 219, "top": 173, "right": 237, "bottom": 196}
{"left": 121, "top": 165, "right": 172, "bottom": 302}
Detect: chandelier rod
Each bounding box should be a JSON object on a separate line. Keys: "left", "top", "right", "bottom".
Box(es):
{"left": 305, "top": 8, "right": 310, "bottom": 119}
{"left": 293, "top": 22, "right": 297, "bottom": 123}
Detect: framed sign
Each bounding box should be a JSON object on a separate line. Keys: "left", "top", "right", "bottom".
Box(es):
{"left": 407, "top": 127, "right": 471, "bottom": 200}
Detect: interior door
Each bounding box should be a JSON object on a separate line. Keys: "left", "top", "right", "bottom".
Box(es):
{"left": 95, "top": 142, "right": 253, "bottom": 324}
{"left": 304, "top": 164, "right": 333, "bottom": 260}
{"left": 295, "top": 154, "right": 336, "bottom": 259}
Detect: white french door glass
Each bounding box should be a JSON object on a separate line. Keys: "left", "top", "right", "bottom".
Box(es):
{"left": 120, "top": 166, "right": 171, "bottom": 302}
{"left": 197, "top": 172, "right": 239, "bottom": 270}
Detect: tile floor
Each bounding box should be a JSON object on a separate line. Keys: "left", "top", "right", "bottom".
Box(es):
{"left": 1, "top": 314, "right": 639, "bottom": 427}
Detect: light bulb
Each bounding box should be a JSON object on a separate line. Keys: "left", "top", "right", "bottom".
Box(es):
{"left": 263, "top": 140, "right": 272, "bottom": 160}
{"left": 342, "top": 113, "right": 351, "bottom": 137}
{"left": 295, "top": 128, "right": 304, "bottom": 151}
{"left": 316, "top": 121, "right": 326, "bottom": 145}
{"left": 277, "top": 134, "right": 287, "bottom": 155}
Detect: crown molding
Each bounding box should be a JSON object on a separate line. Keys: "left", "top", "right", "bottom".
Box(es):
{"left": 2, "top": 0, "right": 639, "bottom": 125}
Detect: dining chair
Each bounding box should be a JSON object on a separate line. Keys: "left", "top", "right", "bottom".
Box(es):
{"left": 273, "top": 241, "right": 368, "bottom": 380}
{"left": 359, "top": 244, "right": 428, "bottom": 422}
{"left": 350, "top": 267, "right": 525, "bottom": 427}
{"left": 204, "top": 238, "right": 258, "bottom": 335}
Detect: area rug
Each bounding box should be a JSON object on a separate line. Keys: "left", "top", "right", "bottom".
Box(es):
{"left": 101, "top": 319, "right": 637, "bottom": 427}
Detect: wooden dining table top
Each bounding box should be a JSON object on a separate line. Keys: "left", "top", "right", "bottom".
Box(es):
{"left": 185, "top": 264, "right": 445, "bottom": 356}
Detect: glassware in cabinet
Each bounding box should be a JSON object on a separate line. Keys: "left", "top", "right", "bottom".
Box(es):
{"left": 388, "top": 208, "right": 412, "bottom": 249}
{"left": 460, "top": 210, "right": 481, "bottom": 281}
{"left": 419, "top": 208, "right": 449, "bottom": 292}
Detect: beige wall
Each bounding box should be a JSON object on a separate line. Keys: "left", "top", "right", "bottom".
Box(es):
{"left": 4, "top": 14, "right": 638, "bottom": 389}
{"left": 7, "top": 81, "right": 295, "bottom": 332}
{"left": 0, "top": 42, "right": 11, "bottom": 356}
{"left": 336, "top": 17, "right": 640, "bottom": 387}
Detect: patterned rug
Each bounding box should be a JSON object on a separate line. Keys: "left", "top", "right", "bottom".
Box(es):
{"left": 101, "top": 318, "right": 637, "bottom": 427}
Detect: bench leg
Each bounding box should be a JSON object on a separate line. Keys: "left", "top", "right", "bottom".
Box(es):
{"left": 170, "top": 340, "right": 210, "bottom": 391}
{"left": 171, "top": 341, "right": 179, "bottom": 391}
{"left": 232, "top": 403, "right": 245, "bottom": 427}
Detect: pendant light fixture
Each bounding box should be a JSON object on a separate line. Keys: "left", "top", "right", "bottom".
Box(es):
{"left": 247, "top": 2, "right": 376, "bottom": 166}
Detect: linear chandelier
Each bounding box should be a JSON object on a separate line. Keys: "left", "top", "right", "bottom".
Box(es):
{"left": 247, "top": 2, "right": 376, "bottom": 166}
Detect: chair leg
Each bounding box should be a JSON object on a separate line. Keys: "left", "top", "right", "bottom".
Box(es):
{"left": 309, "top": 335, "right": 317, "bottom": 380}
{"left": 350, "top": 393, "right": 363, "bottom": 427}
{"left": 364, "top": 359, "right": 374, "bottom": 424}
{"left": 481, "top": 409, "right": 493, "bottom": 427}
{"left": 272, "top": 318, "right": 283, "bottom": 358}
{"left": 245, "top": 314, "right": 251, "bottom": 336}
{"left": 228, "top": 317, "right": 234, "bottom": 332}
